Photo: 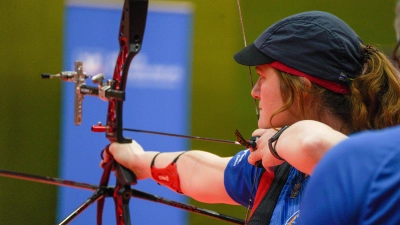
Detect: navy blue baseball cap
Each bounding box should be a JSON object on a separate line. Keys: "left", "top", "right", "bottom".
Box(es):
{"left": 234, "top": 11, "right": 364, "bottom": 94}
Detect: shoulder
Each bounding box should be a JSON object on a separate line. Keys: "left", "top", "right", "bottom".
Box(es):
{"left": 297, "top": 125, "right": 400, "bottom": 224}
{"left": 225, "top": 149, "right": 262, "bottom": 181}
{"left": 314, "top": 125, "right": 400, "bottom": 197}
{"left": 323, "top": 125, "right": 400, "bottom": 165}
{"left": 224, "top": 150, "right": 264, "bottom": 206}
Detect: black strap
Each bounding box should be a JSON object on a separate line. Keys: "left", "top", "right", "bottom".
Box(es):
{"left": 150, "top": 151, "right": 186, "bottom": 168}
{"left": 248, "top": 162, "right": 292, "bottom": 225}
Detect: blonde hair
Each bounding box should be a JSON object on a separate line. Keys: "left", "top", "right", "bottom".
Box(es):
{"left": 270, "top": 45, "right": 400, "bottom": 132}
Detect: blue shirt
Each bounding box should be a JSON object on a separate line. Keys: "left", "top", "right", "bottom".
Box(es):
{"left": 297, "top": 125, "right": 400, "bottom": 225}
{"left": 225, "top": 149, "right": 309, "bottom": 224}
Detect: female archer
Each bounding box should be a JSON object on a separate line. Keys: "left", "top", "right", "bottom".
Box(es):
{"left": 101, "top": 11, "right": 400, "bottom": 224}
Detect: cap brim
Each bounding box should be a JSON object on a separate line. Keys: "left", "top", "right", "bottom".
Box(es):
{"left": 234, "top": 43, "right": 275, "bottom": 66}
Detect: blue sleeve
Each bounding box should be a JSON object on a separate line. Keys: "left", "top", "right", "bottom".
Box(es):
{"left": 297, "top": 127, "right": 400, "bottom": 225}
{"left": 224, "top": 149, "right": 263, "bottom": 206}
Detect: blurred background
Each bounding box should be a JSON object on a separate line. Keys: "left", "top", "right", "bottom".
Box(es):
{"left": 0, "top": 0, "right": 398, "bottom": 224}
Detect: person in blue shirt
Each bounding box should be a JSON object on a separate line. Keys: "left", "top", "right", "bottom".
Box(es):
{"left": 298, "top": 124, "right": 400, "bottom": 224}
{"left": 250, "top": 120, "right": 399, "bottom": 224}
{"left": 102, "top": 11, "right": 400, "bottom": 224}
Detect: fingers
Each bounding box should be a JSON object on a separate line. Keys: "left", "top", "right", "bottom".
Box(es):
{"left": 248, "top": 150, "right": 262, "bottom": 165}
{"left": 100, "top": 145, "right": 112, "bottom": 169}
{"left": 100, "top": 141, "right": 138, "bottom": 169}
{"left": 252, "top": 128, "right": 267, "bottom": 137}
{"left": 248, "top": 129, "right": 285, "bottom": 170}
{"left": 99, "top": 160, "right": 106, "bottom": 169}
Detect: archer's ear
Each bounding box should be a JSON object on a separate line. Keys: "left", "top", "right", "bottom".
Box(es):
{"left": 300, "top": 77, "right": 312, "bottom": 90}
{"left": 294, "top": 77, "right": 313, "bottom": 111}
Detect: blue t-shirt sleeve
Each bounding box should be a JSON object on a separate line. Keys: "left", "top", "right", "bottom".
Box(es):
{"left": 224, "top": 149, "right": 263, "bottom": 206}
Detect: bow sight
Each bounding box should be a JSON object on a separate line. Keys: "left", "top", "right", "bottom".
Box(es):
{"left": 41, "top": 61, "right": 125, "bottom": 126}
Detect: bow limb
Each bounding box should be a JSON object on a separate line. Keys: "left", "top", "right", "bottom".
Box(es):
{"left": 106, "top": 0, "right": 148, "bottom": 143}
{"left": 97, "top": 1, "right": 149, "bottom": 225}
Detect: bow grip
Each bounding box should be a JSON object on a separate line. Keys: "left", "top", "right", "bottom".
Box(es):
{"left": 115, "top": 163, "right": 137, "bottom": 186}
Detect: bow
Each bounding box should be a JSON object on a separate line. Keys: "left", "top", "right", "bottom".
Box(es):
{"left": 38, "top": 0, "right": 246, "bottom": 224}
{"left": 92, "top": 0, "right": 148, "bottom": 225}
{"left": 95, "top": 1, "right": 148, "bottom": 224}
{"left": 42, "top": 0, "right": 148, "bottom": 224}
{"left": 75, "top": 0, "right": 150, "bottom": 224}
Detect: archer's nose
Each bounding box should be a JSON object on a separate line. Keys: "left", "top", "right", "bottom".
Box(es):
{"left": 251, "top": 80, "right": 261, "bottom": 100}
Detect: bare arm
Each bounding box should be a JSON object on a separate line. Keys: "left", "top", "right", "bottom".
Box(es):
{"left": 102, "top": 142, "right": 238, "bottom": 205}
{"left": 248, "top": 120, "right": 348, "bottom": 174}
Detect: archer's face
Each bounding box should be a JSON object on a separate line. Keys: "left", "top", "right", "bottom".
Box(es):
{"left": 251, "top": 64, "right": 299, "bottom": 129}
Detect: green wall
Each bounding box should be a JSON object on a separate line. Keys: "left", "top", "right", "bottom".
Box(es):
{"left": 0, "top": 1, "right": 63, "bottom": 225}
{"left": 0, "top": 0, "right": 397, "bottom": 224}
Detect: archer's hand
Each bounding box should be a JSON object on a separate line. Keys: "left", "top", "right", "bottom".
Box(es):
{"left": 100, "top": 140, "right": 149, "bottom": 180}
{"left": 248, "top": 128, "right": 285, "bottom": 171}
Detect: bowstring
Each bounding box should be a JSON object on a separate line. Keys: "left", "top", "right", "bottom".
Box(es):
{"left": 236, "top": 0, "right": 260, "bottom": 120}
{"left": 236, "top": 1, "right": 261, "bottom": 224}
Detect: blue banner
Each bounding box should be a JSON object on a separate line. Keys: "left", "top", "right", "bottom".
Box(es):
{"left": 58, "top": 3, "right": 193, "bottom": 224}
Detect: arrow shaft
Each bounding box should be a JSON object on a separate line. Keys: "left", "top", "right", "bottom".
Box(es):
{"left": 123, "top": 128, "right": 240, "bottom": 145}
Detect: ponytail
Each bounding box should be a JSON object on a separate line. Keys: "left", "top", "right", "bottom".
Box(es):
{"left": 350, "top": 45, "right": 400, "bottom": 131}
